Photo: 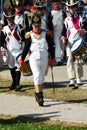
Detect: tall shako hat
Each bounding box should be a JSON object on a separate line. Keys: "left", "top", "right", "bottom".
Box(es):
{"left": 66, "top": 0, "right": 78, "bottom": 7}
{"left": 4, "top": 6, "right": 15, "bottom": 18}
{"left": 51, "top": 0, "right": 60, "bottom": 2}
{"left": 13, "top": 0, "right": 23, "bottom": 7}
{"left": 23, "top": 0, "right": 32, "bottom": 6}
{"left": 31, "top": 13, "right": 41, "bottom": 25}
{"left": 34, "top": 0, "right": 46, "bottom": 8}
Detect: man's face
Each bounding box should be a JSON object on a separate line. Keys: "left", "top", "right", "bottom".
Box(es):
{"left": 84, "top": 0, "right": 87, "bottom": 4}
{"left": 7, "top": 17, "right": 14, "bottom": 25}
{"left": 53, "top": 2, "right": 60, "bottom": 9}
{"left": 32, "top": 24, "right": 41, "bottom": 32}
{"left": 15, "top": 6, "right": 22, "bottom": 12}
{"left": 68, "top": 6, "right": 77, "bottom": 15}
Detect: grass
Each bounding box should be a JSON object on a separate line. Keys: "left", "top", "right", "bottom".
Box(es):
{"left": 0, "top": 115, "right": 87, "bottom": 130}
{"left": 0, "top": 77, "right": 87, "bottom": 129}
{"left": 0, "top": 77, "right": 87, "bottom": 104}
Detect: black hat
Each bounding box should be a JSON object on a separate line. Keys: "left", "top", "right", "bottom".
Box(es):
{"left": 34, "top": 0, "right": 46, "bottom": 8}
{"left": 23, "top": 0, "right": 32, "bottom": 6}
{"left": 4, "top": 6, "right": 15, "bottom": 18}
{"left": 51, "top": 0, "right": 60, "bottom": 2}
{"left": 13, "top": 0, "right": 23, "bottom": 7}
{"left": 31, "top": 13, "right": 41, "bottom": 25}
{"left": 66, "top": 0, "right": 78, "bottom": 7}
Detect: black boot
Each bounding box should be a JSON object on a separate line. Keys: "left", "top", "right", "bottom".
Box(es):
{"left": 35, "top": 92, "right": 44, "bottom": 106}
{"left": 9, "top": 68, "right": 16, "bottom": 90}
{"left": 15, "top": 71, "right": 21, "bottom": 91}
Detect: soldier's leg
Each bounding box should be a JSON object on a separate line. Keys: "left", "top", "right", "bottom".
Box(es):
{"left": 9, "top": 67, "right": 16, "bottom": 90}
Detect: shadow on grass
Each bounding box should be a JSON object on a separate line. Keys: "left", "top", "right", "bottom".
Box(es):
{"left": 44, "top": 79, "right": 87, "bottom": 89}
{"left": 44, "top": 81, "right": 68, "bottom": 89}
{"left": 0, "top": 84, "right": 34, "bottom": 92}
{"left": 0, "top": 115, "right": 48, "bottom": 124}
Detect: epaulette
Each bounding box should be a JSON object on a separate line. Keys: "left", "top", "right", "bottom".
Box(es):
{"left": 27, "top": 13, "right": 33, "bottom": 22}
{"left": 27, "top": 13, "right": 33, "bottom": 18}
{"left": 25, "top": 32, "right": 30, "bottom": 39}
{"left": 46, "top": 30, "right": 50, "bottom": 35}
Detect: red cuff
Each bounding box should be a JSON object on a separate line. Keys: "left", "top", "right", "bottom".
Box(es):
{"left": 49, "top": 58, "right": 55, "bottom": 66}
{"left": 19, "top": 59, "right": 24, "bottom": 65}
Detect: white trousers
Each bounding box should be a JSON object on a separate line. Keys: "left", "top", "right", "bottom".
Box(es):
{"left": 7, "top": 49, "right": 22, "bottom": 68}
{"left": 66, "top": 47, "right": 83, "bottom": 80}
{"left": 53, "top": 31, "right": 63, "bottom": 61}
{"left": 29, "top": 57, "right": 48, "bottom": 85}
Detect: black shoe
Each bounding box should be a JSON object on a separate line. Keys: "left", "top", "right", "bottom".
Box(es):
{"left": 35, "top": 92, "right": 44, "bottom": 106}
{"left": 9, "top": 84, "right": 15, "bottom": 90}
{"left": 68, "top": 83, "right": 75, "bottom": 87}
{"left": 72, "top": 85, "right": 79, "bottom": 89}
{"left": 77, "top": 83, "right": 83, "bottom": 86}
{"left": 15, "top": 85, "right": 21, "bottom": 91}
{"left": 72, "top": 86, "right": 79, "bottom": 89}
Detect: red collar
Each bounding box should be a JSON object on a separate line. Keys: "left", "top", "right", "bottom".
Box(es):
{"left": 32, "top": 30, "right": 42, "bottom": 34}
{"left": 54, "top": 8, "right": 60, "bottom": 11}
{"left": 25, "top": 9, "right": 31, "bottom": 12}
{"left": 15, "top": 12, "right": 22, "bottom": 16}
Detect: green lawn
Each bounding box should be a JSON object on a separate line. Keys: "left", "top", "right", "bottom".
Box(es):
{"left": 0, "top": 77, "right": 87, "bottom": 129}
{"left": 0, "top": 118, "right": 87, "bottom": 130}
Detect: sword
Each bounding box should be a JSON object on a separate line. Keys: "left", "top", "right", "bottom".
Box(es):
{"left": 50, "top": 65, "right": 55, "bottom": 100}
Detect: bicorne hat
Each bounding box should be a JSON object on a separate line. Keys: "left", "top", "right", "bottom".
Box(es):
{"left": 4, "top": 6, "right": 15, "bottom": 18}
{"left": 66, "top": 0, "right": 78, "bottom": 7}
{"left": 31, "top": 13, "right": 41, "bottom": 25}
{"left": 51, "top": 0, "right": 60, "bottom": 2}
{"left": 13, "top": 0, "right": 23, "bottom": 7}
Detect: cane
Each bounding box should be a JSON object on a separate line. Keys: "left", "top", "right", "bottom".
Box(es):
{"left": 50, "top": 65, "right": 55, "bottom": 100}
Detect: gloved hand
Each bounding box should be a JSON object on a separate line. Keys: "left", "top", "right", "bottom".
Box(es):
{"left": 19, "top": 58, "right": 24, "bottom": 66}
{"left": 18, "top": 58, "right": 26, "bottom": 73}
{"left": 49, "top": 58, "right": 55, "bottom": 66}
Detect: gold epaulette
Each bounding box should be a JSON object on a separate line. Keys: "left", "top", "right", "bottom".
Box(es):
{"left": 46, "top": 30, "right": 51, "bottom": 35}
{"left": 27, "top": 13, "right": 34, "bottom": 21}
{"left": 27, "top": 13, "right": 33, "bottom": 18}
{"left": 25, "top": 32, "right": 30, "bottom": 39}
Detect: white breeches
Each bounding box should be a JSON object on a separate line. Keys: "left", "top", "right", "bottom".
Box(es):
{"left": 29, "top": 58, "right": 48, "bottom": 85}
{"left": 66, "top": 47, "right": 83, "bottom": 80}
{"left": 53, "top": 31, "right": 63, "bottom": 60}
{"left": 7, "top": 49, "right": 22, "bottom": 68}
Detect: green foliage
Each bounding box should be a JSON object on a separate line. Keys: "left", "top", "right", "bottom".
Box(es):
{"left": 5, "top": 0, "right": 10, "bottom": 4}
{"left": 0, "top": 121, "right": 87, "bottom": 130}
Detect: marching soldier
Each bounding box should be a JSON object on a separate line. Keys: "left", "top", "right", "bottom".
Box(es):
{"left": 34, "top": 0, "right": 48, "bottom": 31}
{"left": 48, "top": 0, "right": 66, "bottom": 66}
{"left": 0, "top": 7, "right": 25, "bottom": 91}
{"left": 12, "top": 0, "right": 24, "bottom": 26}
{"left": 19, "top": 13, "right": 55, "bottom": 106}
{"left": 23, "top": 0, "right": 33, "bottom": 32}
{"left": 81, "top": 0, "right": 87, "bottom": 33}
{"left": 61, "top": 0, "right": 84, "bottom": 88}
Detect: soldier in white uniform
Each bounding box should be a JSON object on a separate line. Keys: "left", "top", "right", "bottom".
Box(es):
{"left": 61, "top": 0, "right": 84, "bottom": 88}
{"left": 34, "top": 0, "right": 48, "bottom": 31}
{"left": 19, "top": 13, "right": 55, "bottom": 106}
{"left": 13, "top": 0, "right": 24, "bottom": 26}
{"left": 23, "top": 0, "right": 33, "bottom": 32}
{"left": 48, "top": 0, "right": 66, "bottom": 66}
{"left": 0, "top": 7, "right": 25, "bottom": 91}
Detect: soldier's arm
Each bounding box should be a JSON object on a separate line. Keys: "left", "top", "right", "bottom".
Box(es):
{"left": 46, "top": 31, "right": 55, "bottom": 59}
{"left": 21, "top": 33, "right": 31, "bottom": 61}
{"left": 0, "top": 30, "right": 6, "bottom": 47}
